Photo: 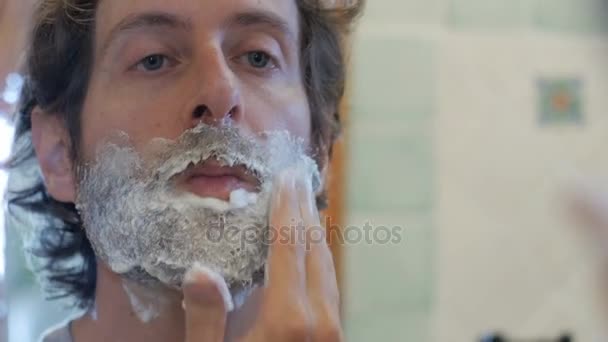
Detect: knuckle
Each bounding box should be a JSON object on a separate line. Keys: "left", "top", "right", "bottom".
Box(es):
{"left": 286, "top": 320, "right": 314, "bottom": 341}
{"left": 266, "top": 306, "right": 313, "bottom": 341}
{"left": 313, "top": 313, "right": 343, "bottom": 342}
{"left": 267, "top": 321, "right": 312, "bottom": 341}
{"left": 314, "top": 323, "right": 343, "bottom": 342}
{"left": 318, "top": 299, "right": 341, "bottom": 322}
{"left": 311, "top": 304, "right": 343, "bottom": 342}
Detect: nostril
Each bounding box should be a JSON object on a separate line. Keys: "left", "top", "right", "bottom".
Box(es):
{"left": 227, "top": 106, "right": 238, "bottom": 119}
{"left": 192, "top": 105, "right": 208, "bottom": 119}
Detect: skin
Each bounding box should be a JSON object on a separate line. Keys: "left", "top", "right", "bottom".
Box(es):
{"left": 30, "top": 0, "right": 341, "bottom": 341}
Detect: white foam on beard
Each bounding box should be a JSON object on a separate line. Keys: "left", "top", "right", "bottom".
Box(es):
{"left": 74, "top": 123, "right": 320, "bottom": 321}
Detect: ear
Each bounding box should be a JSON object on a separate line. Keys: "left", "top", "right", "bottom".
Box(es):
{"left": 31, "top": 107, "right": 77, "bottom": 203}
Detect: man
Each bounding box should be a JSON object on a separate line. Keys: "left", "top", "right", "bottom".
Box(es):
{"left": 6, "top": 0, "right": 363, "bottom": 341}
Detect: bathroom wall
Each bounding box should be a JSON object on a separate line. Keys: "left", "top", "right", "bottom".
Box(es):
{"left": 345, "top": 0, "right": 608, "bottom": 341}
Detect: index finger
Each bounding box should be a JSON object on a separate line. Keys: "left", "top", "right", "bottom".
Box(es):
{"left": 265, "top": 168, "right": 307, "bottom": 296}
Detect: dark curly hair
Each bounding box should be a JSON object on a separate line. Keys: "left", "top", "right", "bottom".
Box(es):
{"left": 5, "top": 0, "right": 363, "bottom": 309}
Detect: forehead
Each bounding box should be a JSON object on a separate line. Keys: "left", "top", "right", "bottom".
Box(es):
{"left": 95, "top": 0, "right": 300, "bottom": 36}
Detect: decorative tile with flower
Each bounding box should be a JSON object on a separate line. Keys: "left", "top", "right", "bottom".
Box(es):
{"left": 538, "top": 77, "right": 584, "bottom": 126}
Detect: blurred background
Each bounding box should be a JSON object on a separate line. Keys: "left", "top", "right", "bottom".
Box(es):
{"left": 3, "top": 0, "right": 608, "bottom": 341}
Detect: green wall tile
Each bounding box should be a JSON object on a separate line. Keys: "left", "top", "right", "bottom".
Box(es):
{"left": 345, "top": 213, "right": 435, "bottom": 314}
{"left": 537, "top": 77, "right": 584, "bottom": 125}
{"left": 346, "top": 310, "right": 430, "bottom": 342}
{"left": 447, "top": 0, "right": 530, "bottom": 28}
{"left": 533, "top": 0, "right": 608, "bottom": 33}
{"left": 352, "top": 38, "right": 435, "bottom": 123}
{"left": 348, "top": 38, "right": 435, "bottom": 214}
{"left": 347, "top": 129, "right": 434, "bottom": 213}
{"left": 362, "top": 0, "right": 442, "bottom": 25}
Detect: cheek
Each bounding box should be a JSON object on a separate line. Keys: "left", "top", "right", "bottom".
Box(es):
{"left": 79, "top": 81, "right": 195, "bottom": 161}
{"left": 242, "top": 83, "right": 311, "bottom": 145}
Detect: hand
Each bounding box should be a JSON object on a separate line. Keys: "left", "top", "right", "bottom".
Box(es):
{"left": 183, "top": 168, "right": 343, "bottom": 342}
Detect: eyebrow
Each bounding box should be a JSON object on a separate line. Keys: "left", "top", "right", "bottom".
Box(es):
{"left": 101, "top": 9, "right": 295, "bottom": 56}
{"left": 101, "top": 12, "right": 193, "bottom": 54}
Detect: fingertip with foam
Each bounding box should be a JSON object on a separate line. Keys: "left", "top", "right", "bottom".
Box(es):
{"left": 270, "top": 167, "right": 297, "bottom": 213}
{"left": 274, "top": 167, "right": 297, "bottom": 191}
{"left": 293, "top": 162, "right": 316, "bottom": 216}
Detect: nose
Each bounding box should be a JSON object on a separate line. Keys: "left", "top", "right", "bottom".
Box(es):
{"left": 189, "top": 50, "right": 243, "bottom": 127}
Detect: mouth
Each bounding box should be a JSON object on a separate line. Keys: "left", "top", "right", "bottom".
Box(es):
{"left": 176, "top": 159, "right": 260, "bottom": 202}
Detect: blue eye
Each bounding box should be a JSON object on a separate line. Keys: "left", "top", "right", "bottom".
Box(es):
{"left": 138, "top": 54, "right": 167, "bottom": 71}
{"left": 247, "top": 51, "right": 271, "bottom": 68}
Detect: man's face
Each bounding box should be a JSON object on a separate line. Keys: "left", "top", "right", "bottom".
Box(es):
{"left": 61, "top": 0, "right": 317, "bottom": 293}
{"left": 80, "top": 0, "right": 310, "bottom": 174}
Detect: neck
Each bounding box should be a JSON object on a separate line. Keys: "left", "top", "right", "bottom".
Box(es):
{"left": 71, "top": 264, "right": 186, "bottom": 342}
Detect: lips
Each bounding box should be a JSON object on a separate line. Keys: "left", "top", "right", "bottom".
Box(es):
{"left": 178, "top": 159, "right": 260, "bottom": 201}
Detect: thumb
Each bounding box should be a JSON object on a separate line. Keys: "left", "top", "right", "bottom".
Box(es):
{"left": 183, "top": 264, "right": 234, "bottom": 342}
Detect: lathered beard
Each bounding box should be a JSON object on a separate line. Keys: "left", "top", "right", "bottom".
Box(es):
{"left": 75, "top": 123, "right": 320, "bottom": 291}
